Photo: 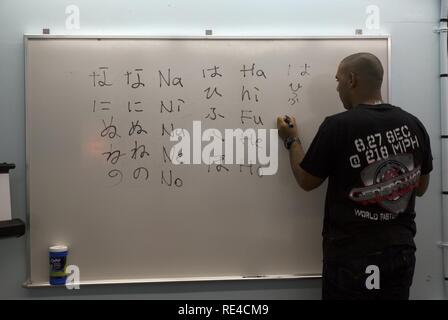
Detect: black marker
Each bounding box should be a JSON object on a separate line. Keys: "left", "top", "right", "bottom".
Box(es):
{"left": 284, "top": 115, "right": 294, "bottom": 128}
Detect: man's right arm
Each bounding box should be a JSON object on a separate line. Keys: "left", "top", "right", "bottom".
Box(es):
{"left": 416, "top": 174, "right": 430, "bottom": 197}
{"left": 414, "top": 117, "right": 432, "bottom": 197}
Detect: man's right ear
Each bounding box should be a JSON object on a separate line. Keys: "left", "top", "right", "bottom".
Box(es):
{"left": 348, "top": 72, "right": 357, "bottom": 89}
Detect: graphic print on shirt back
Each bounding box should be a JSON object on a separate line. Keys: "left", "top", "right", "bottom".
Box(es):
{"left": 347, "top": 125, "right": 422, "bottom": 216}
{"left": 349, "top": 154, "right": 420, "bottom": 214}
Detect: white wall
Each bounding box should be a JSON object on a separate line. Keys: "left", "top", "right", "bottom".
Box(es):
{"left": 0, "top": 0, "right": 444, "bottom": 299}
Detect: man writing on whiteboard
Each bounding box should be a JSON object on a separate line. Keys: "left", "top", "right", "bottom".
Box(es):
{"left": 277, "top": 52, "right": 433, "bottom": 300}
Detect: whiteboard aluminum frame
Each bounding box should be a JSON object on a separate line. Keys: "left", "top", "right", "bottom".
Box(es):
{"left": 23, "top": 34, "right": 391, "bottom": 288}
{"left": 23, "top": 274, "right": 321, "bottom": 288}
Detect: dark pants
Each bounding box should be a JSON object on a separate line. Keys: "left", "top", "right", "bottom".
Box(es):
{"left": 322, "top": 246, "right": 416, "bottom": 300}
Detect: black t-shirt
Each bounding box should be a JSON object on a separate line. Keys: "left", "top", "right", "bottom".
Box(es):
{"left": 300, "top": 104, "right": 433, "bottom": 261}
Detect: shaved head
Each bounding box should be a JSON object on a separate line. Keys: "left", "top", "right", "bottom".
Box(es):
{"left": 336, "top": 52, "right": 384, "bottom": 109}
{"left": 340, "top": 52, "right": 384, "bottom": 90}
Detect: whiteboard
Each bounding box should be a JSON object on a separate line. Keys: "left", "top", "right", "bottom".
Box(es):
{"left": 0, "top": 174, "right": 12, "bottom": 222}
{"left": 25, "top": 36, "right": 389, "bottom": 286}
